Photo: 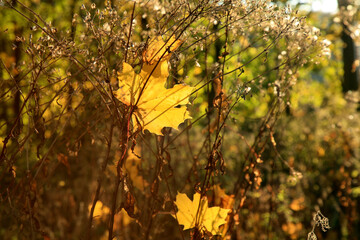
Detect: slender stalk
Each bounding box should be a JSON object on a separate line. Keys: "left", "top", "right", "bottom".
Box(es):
{"left": 87, "top": 121, "right": 115, "bottom": 239}
{"left": 124, "top": 2, "right": 136, "bottom": 63}
{"left": 108, "top": 106, "right": 134, "bottom": 240}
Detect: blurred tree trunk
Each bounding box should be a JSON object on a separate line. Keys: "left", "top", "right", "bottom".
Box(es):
{"left": 338, "top": 0, "right": 359, "bottom": 92}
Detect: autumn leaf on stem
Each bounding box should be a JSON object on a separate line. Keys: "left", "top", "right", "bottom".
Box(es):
{"left": 115, "top": 36, "right": 194, "bottom": 135}
{"left": 143, "top": 35, "right": 182, "bottom": 64}
{"left": 173, "top": 192, "right": 230, "bottom": 236}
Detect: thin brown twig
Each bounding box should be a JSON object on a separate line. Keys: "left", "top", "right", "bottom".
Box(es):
{"left": 124, "top": 2, "right": 136, "bottom": 63}
{"left": 87, "top": 120, "right": 115, "bottom": 239}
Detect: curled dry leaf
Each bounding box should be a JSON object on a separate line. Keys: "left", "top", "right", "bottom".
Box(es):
{"left": 108, "top": 146, "right": 149, "bottom": 191}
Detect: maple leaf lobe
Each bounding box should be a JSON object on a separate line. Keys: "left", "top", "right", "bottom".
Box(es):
{"left": 173, "top": 192, "right": 230, "bottom": 236}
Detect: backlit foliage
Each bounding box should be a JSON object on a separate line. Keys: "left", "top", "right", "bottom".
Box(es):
{"left": 0, "top": 0, "right": 358, "bottom": 240}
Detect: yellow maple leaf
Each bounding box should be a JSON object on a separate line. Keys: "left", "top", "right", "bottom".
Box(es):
{"left": 140, "top": 35, "right": 181, "bottom": 81}
{"left": 173, "top": 192, "right": 230, "bottom": 236}
{"left": 115, "top": 62, "right": 194, "bottom": 135}
{"left": 143, "top": 36, "right": 182, "bottom": 64}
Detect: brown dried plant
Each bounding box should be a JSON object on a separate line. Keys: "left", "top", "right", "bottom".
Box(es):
{"left": 0, "top": 0, "right": 331, "bottom": 239}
